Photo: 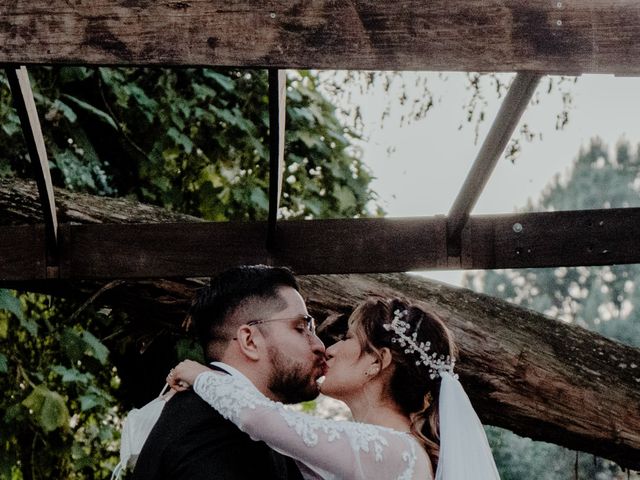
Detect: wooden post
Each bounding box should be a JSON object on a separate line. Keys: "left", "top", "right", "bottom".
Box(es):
{"left": 5, "top": 65, "right": 59, "bottom": 276}
{"left": 267, "top": 69, "right": 287, "bottom": 251}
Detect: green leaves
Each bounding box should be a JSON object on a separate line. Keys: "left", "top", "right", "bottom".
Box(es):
{"left": 50, "top": 366, "right": 112, "bottom": 413}
{"left": 0, "top": 289, "right": 24, "bottom": 321}
{"left": 20, "top": 317, "right": 39, "bottom": 337}
{"left": 78, "top": 393, "right": 101, "bottom": 412}
{"left": 22, "top": 385, "right": 70, "bottom": 432}
{"left": 52, "top": 365, "right": 93, "bottom": 384}
{"left": 203, "top": 69, "right": 236, "bottom": 92}
{"left": 52, "top": 98, "right": 78, "bottom": 123}
{"left": 1, "top": 66, "right": 379, "bottom": 222}
{"left": 175, "top": 338, "right": 205, "bottom": 363}
{"left": 0, "top": 289, "right": 121, "bottom": 478}
{"left": 80, "top": 330, "right": 109, "bottom": 365}
{"left": 0, "top": 289, "right": 39, "bottom": 336}
{"left": 61, "top": 328, "right": 109, "bottom": 365}
{"left": 78, "top": 385, "right": 113, "bottom": 412}
{"left": 168, "top": 127, "right": 195, "bottom": 154}
{"left": 0, "top": 353, "right": 7, "bottom": 374}
{"left": 250, "top": 186, "right": 269, "bottom": 211}
{"left": 62, "top": 94, "right": 118, "bottom": 130}
{"left": 333, "top": 185, "right": 357, "bottom": 212}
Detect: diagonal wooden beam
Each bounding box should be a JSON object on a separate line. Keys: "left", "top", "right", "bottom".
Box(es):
{"left": 5, "top": 65, "right": 59, "bottom": 270}
{"left": 266, "top": 69, "right": 287, "bottom": 250}
{"left": 447, "top": 72, "right": 541, "bottom": 259}
{"left": 2, "top": 207, "right": 640, "bottom": 280}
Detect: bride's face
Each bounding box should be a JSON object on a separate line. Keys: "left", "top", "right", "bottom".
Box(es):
{"left": 320, "top": 322, "right": 377, "bottom": 400}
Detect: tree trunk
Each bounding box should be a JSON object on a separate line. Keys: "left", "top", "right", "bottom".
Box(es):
{"left": 2, "top": 177, "right": 640, "bottom": 470}
{"left": 0, "top": 177, "right": 202, "bottom": 225}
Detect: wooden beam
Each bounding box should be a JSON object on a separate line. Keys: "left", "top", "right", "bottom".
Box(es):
{"left": 267, "top": 68, "right": 286, "bottom": 250}
{"left": 2, "top": 207, "right": 640, "bottom": 280}
{"left": 447, "top": 72, "right": 541, "bottom": 258}
{"left": 2, "top": 1, "right": 640, "bottom": 74}
{"left": 5, "top": 66, "right": 59, "bottom": 264}
{"left": 0, "top": 225, "right": 47, "bottom": 280}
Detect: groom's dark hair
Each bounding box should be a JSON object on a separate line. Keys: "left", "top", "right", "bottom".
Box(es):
{"left": 190, "top": 265, "right": 299, "bottom": 361}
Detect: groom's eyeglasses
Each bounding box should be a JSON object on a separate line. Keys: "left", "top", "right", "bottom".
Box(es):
{"left": 246, "top": 314, "right": 317, "bottom": 335}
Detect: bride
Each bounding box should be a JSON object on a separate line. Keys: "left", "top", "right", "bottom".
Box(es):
{"left": 168, "top": 296, "right": 501, "bottom": 480}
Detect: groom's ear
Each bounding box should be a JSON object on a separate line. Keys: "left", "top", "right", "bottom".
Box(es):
{"left": 234, "top": 325, "right": 262, "bottom": 361}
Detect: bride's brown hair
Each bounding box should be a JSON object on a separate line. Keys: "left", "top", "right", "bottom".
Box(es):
{"left": 348, "top": 297, "right": 458, "bottom": 471}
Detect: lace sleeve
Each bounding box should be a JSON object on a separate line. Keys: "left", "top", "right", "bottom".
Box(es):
{"left": 193, "top": 371, "right": 429, "bottom": 480}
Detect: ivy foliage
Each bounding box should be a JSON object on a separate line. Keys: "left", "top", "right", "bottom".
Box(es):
{"left": 0, "top": 67, "right": 379, "bottom": 220}
{"left": 0, "top": 290, "right": 119, "bottom": 479}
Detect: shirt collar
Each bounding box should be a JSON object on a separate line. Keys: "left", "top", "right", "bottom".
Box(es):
{"left": 210, "top": 361, "right": 258, "bottom": 390}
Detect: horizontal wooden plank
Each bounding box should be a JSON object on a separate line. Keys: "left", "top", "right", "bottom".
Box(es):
{"left": 272, "top": 217, "right": 449, "bottom": 274}
{"left": 58, "top": 217, "right": 449, "bottom": 278}
{"left": 0, "top": 225, "right": 47, "bottom": 280}
{"left": 1, "top": 208, "right": 639, "bottom": 280}
{"left": 59, "top": 222, "right": 271, "bottom": 279}
{"left": 1, "top": 1, "right": 640, "bottom": 74}
{"left": 465, "top": 209, "right": 640, "bottom": 269}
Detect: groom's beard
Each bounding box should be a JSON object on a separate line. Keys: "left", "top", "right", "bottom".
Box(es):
{"left": 267, "top": 346, "right": 320, "bottom": 404}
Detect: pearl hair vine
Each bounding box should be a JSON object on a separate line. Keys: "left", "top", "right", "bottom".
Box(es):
{"left": 383, "top": 309, "right": 458, "bottom": 380}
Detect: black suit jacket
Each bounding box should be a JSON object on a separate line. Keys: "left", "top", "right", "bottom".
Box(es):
{"left": 131, "top": 388, "right": 303, "bottom": 480}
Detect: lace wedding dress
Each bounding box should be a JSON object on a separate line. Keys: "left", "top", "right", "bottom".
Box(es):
{"left": 194, "top": 370, "right": 433, "bottom": 480}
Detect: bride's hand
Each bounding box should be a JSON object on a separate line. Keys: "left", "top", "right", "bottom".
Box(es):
{"left": 167, "top": 359, "right": 210, "bottom": 391}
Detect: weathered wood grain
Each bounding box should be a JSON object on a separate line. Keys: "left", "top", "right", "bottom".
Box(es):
{"left": 1, "top": 1, "right": 640, "bottom": 74}
{"left": 2, "top": 206, "right": 640, "bottom": 279}
{"left": 0, "top": 224, "right": 46, "bottom": 279}
{"left": 0, "top": 177, "right": 201, "bottom": 225}
{"left": 2, "top": 179, "right": 640, "bottom": 279}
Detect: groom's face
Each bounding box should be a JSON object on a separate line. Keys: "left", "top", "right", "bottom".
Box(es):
{"left": 261, "top": 287, "right": 327, "bottom": 403}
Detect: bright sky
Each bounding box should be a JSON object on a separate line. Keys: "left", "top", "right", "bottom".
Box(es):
{"left": 338, "top": 72, "right": 640, "bottom": 286}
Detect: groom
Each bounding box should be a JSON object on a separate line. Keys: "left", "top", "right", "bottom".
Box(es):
{"left": 132, "top": 265, "right": 327, "bottom": 479}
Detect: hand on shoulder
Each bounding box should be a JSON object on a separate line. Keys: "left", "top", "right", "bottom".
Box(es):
{"left": 167, "top": 359, "right": 211, "bottom": 391}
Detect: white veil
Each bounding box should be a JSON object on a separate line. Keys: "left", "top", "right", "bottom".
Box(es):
{"left": 435, "top": 372, "right": 501, "bottom": 480}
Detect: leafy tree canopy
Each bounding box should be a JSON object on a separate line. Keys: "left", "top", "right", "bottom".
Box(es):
{"left": 1, "top": 67, "right": 380, "bottom": 220}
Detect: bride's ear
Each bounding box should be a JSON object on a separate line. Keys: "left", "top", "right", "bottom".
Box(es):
{"left": 234, "top": 325, "right": 261, "bottom": 361}
{"left": 366, "top": 348, "right": 393, "bottom": 376}
{"left": 379, "top": 347, "right": 393, "bottom": 371}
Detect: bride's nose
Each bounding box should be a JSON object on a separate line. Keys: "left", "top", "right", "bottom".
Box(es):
{"left": 325, "top": 342, "right": 338, "bottom": 359}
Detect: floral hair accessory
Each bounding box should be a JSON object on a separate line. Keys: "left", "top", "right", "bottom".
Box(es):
{"left": 383, "top": 309, "right": 458, "bottom": 379}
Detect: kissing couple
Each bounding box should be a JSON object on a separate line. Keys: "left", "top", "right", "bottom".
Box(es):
{"left": 129, "top": 264, "right": 500, "bottom": 480}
